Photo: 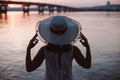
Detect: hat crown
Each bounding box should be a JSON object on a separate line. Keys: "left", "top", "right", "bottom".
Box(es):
{"left": 50, "top": 16, "right": 67, "bottom": 34}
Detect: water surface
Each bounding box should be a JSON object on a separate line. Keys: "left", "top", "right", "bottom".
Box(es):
{"left": 0, "top": 12, "right": 120, "bottom": 80}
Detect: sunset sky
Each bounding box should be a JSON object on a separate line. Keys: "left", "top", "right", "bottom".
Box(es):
{"left": 10, "top": 0, "right": 120, "bottom": 7}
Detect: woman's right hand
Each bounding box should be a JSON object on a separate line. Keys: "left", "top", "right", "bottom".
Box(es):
{"left": 79, "top": 33, "right": 90, "bottom": 48}
{"left": 27, "top": 33, "right": 39, "bottom": 49}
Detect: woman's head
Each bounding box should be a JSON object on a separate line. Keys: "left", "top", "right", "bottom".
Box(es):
{"left": 36, "top": 16, "right": 82, "bottom": 45}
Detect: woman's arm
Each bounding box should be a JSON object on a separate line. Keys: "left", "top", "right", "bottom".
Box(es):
{"left": 74, "top": 33, "right": 91, "bottom": 69}
{"left": 26, "top": 33, "right": 44, "bottom": 72}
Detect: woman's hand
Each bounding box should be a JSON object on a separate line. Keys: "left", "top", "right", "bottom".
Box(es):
{"left": 27, "top": 33, "right": 39, "bottom": 49}
{"left": 79, "top": 33, "right": 89, "bottom": 48}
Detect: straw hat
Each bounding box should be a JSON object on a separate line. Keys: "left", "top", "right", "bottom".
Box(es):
{"left": 36, "top": 16, "right": 81, "bottom": 45}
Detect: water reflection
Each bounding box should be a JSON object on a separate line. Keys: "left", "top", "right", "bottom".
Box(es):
{"left": 0, "top": 13, "right": 2, "bottom": 19}
{"left": 0, "top": 12, "right": 120, "bottom": 80}
{"left": 0, "top": 13, "right": 8, "bottom": 19}
{"left": 106, "top": 12, "right": 110, "bottom": 17}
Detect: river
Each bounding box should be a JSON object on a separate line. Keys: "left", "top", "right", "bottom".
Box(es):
{"left": 0, "top": 12, "right": 120, "bottom": 80}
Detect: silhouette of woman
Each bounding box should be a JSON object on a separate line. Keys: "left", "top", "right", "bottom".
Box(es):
{"left": 26, "top": 16, "right": 91, "bottom": 80}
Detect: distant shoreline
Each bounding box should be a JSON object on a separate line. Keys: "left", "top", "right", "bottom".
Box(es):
{"left": 6, "top": 6, "right": 120, "bottom": 12}
{"left": 1, "top": 2, "right": 120, "bottom": 12}
{"left": 6, "top": 4, "right": 120, "bottom": 12}
{"left": 79, "top": 3, "right": 120, "bottom": 11}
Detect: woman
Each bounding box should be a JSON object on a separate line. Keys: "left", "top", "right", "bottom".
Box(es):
{"left": 26, "top": 16, "right": 91, "bottom": 80}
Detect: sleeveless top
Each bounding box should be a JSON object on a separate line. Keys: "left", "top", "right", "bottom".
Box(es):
{"left": 44, "top": 46, "right": 74, "bottom": 80}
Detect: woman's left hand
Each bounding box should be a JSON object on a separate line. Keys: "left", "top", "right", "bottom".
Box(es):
{"left": 27, "top": 33, "right": 39, "bottom": 49}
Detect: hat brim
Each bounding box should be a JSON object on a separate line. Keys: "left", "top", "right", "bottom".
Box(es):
{"left": 36, "top": 16, "right": 81, "bottom": 45}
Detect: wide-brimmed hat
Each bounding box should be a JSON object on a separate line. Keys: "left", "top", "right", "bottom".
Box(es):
{"left": 36, "top": 16, "right": 82, "bottom": 45}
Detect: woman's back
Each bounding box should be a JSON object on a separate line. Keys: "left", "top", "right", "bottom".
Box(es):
{"left": 44, "top": 44, "right": 74, "bottom": 80}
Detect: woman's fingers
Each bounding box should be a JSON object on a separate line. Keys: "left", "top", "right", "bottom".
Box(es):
{"left": 33, "top": 33, "right": 38, "bottom": 39}
{"left": 80, "top": 39, "right": 84, "bottom": 44}
{"left": 31, "top": 33, "right": 38, "bottom": 41}
{"left": 33, "top": 39, "right": 39, "bottom": 44}
{"left": 79, "top": 33, "right": 89, "bottom": 47}
{"left": 79, "top": 33, "right": 86, "bottom": 40}
{"left": 81, "top": 33, "right": 86, "bottom": 39}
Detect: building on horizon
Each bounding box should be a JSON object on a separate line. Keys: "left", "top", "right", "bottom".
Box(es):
{"left": 78, "top": 1, "right": 120, "bottom": 11}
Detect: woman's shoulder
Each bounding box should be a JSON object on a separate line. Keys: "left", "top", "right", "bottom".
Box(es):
{"left": 38, "top": 45, "right": 46, "bottom": 53}
{"left": 73, "top": 45, "right": 79, "bottom": 49}
{"left": 40, "top": 44, "right": 80, "bottom": 52}
{"left": 73, "top": 46, "right": 81, "bottom": 53}
{"left": 45, "top": 43, "right": 73, "bottom": 52}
